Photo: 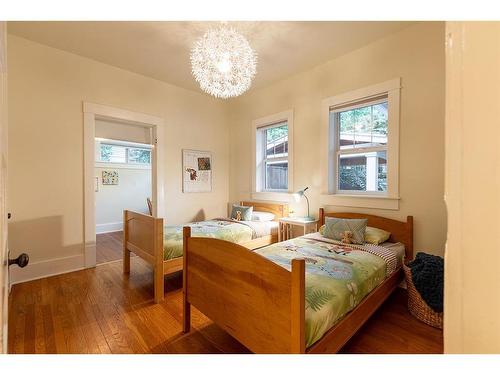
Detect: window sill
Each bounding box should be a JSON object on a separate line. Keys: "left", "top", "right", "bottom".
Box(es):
{"left": 251, "top": 191, "right": 292, "bottom": 202}
{"left": 320, "top": 194, "right": 400, "bottom": 210}
{"left": 95, "top": 162, "right": 151, "bottom": 170}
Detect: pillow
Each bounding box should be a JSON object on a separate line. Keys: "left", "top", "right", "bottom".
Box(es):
{"left": 251, "top": 211, "right": 275, "bottom": 222}
{"left": 319, "top": 224, "right": 391, "bottom": 245}
{"left": 323, "top": 217, "right": 367, "bottom": 244}
{"left": 230, "top": 204, "right": 253, "bottom": 221}
{"left": 364, "top": 226, "right": 391, "bottom": 245}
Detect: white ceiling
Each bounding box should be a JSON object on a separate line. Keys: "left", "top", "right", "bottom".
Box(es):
{"left": 8, "top": 21, "right": 414, "bottom": 95}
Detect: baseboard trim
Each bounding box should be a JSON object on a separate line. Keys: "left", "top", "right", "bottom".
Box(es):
{"left": 96, "top": 222, "right": 123, "bottom": 234}
{"left": 9, "top": 254, "right": 85, "bottom": 285}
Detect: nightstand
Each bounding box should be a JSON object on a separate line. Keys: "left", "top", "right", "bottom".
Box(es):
{"left": 278, "top": 217, "right": 319, "bottom": 241}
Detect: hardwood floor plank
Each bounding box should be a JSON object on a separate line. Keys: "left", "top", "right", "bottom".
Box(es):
{"left": 96, "top": 231, "right": 135, "bottom": 265}
{"left": 23, "top": 304, "right": 35, "bottom": 353}
{"left": 8, "top": 236, "right": 444, "bottom": 354}
{"left": 41, "top": 304, "right": 57, "bottom": 354}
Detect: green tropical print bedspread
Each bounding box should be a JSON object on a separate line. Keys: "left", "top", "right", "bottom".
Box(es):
{"left": 163, "top": 220, "right": 254, "bottom": 260}
{"left": 255, "top": 237, "right": 388, "bottom": 348}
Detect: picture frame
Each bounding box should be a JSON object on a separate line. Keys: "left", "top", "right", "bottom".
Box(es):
{"left": 102, "top": 170, "right": 119, "bottom": 185}
{"left": 182, "top": 149, "right": 212, "bottom": 193}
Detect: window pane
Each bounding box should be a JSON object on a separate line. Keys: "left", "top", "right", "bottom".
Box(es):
{"left": 265, "top": 123, "right": 288, "bottom": 159}
{"left": 338, "top": 101, "right": 388, "bottom": 149}
{"left": 338, "top": 151, "right": 387, "bottom": 192}
{"left": 339, "top": 111, "right": 355, "bottom": 148}
{"left": 100, "top": 144, "right": 126, "bottom": 163}
{"left": 128, "top": 148, "right": 151, "bottom": 164}
{"left": 265, "top": 161, "right": 288, "bottom": 190}
{"left": 372, "top": 102, "right": 388, "bottom": 146}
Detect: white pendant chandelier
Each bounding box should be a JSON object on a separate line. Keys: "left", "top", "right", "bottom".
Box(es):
{"left": 190, "top": 26, "right": 257, "bottom": 99}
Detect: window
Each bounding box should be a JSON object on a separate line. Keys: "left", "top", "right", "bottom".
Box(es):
{"left": 99, "top": 144, "right": 127, "bottom": 163}
{"left": 322, "top": 79, "right": 400, "bottom": 209}
{"left": 334, "top": 98, "right": 388, "bottom": 193}
{"left": 96, "top": 140, "right": 152, "bottom": 166}
{"left": 128, "top": 147, "right": 152, "bottom": 164}
{"left": 262, "top": 122, "right": 288, "bottom": 191}
{"left": 252, "top": 110, "right": 294, "bottom": 198}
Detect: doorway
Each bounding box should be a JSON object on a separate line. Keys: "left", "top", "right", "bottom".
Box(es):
{"left": 83, "top": 102, "right": 164, "bottom": 269}
{"left": 94, "top": 120, "right": 153, "bottom": 264}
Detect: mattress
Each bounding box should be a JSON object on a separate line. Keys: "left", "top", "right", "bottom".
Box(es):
{"left": 380, "top": 241, "right": 406, "bottom": 263}
{"left": 255, "top": 234, "right": 405, "bottom": 348}
{"left": 163, "top": 219, "right": 278, "bottom": 260}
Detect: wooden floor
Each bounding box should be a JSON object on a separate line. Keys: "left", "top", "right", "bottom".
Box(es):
{"left": 8, "top": 250, "right": 443, "bottom": 354}
{"left": 96, "top": 231, "right": 133, "bottom": 265}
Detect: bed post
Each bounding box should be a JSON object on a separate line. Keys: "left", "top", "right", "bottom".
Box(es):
{"left": 290, "top": 258, "right": 306, "bottom": 354}
{"left": 319, "top": 207, "right": 325, "bottom": 227}
{"left": 123, "top": 210, "right": 130, "bottom": 274}
{"left": 153, "top": 218, "right": 164, "bottom": 303}
{"left": 182, "top": 226, "right": 191, "bottom": 333}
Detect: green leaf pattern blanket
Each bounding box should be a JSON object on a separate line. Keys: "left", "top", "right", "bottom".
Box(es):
{"left": 255, "top": 237, "right": 401, "bottom": 347}
{"left": 163, "top": 220, "right": 254, "bottom": 260}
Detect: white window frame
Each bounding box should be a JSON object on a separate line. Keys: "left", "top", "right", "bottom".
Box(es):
{"left": 95, "top": 138, "right": 152, "bottom": 170}
{"left": 251, "top": 110, "right": 294, "bottom": 201}
{"left": 320, "top": 78, "right": 401, "bottom": 210}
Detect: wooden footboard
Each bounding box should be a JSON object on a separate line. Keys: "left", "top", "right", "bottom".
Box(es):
{"left": 123, "top": 210, "right": 165, "bottom": 302}
{"left": 182, "top": 226, "right": 306, "bottom": 353}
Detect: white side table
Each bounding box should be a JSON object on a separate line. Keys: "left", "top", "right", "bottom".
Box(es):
{"left": 278, "top": 217, "right": 319, "bottom": 241}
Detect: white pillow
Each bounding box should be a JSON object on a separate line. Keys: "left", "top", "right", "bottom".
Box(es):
{"left": 251, "top": 211, "right": 275, "bottom": 222}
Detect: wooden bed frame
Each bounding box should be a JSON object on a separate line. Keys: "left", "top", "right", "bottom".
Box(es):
{"left": 123, "top": 201, "right": 288, "bottom": 303}
{"left": 182, "top": 208, "right": 413, "bottom": 353}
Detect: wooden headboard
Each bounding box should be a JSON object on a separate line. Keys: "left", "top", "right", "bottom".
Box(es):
{"left": 240, "top": 201, "right": 289, "bottom": 221}
{"left": 318, "top": 208, "right": 414, "bottom": 260}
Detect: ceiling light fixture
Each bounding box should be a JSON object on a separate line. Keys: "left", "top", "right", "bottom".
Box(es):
{"left": 190, "top": 25, "right": 257, "bottom": 99}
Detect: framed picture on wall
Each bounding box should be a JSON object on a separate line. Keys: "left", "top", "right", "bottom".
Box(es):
{"left": 182, "top": 149, "right": 212, "bottom": 193}
{"left": 102, "top": 170, "right": 119, "bottom": 185}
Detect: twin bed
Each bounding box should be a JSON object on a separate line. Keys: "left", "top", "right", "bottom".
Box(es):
{"left": 123, "top": 201, "right": 288, "bottom": 302}
{"left": 124, "top": 202, "right": 413, "bottom": 353}
{"left": 182, "top": 208, "right": 413, "bottom": 353}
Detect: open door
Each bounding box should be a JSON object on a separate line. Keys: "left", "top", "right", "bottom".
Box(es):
{"left": 0, "top": 21, "right": 8, "bottom": 354}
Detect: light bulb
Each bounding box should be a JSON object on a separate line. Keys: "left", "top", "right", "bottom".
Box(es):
{"left": 216, "top": 53, "right": 232, "bottom": 73}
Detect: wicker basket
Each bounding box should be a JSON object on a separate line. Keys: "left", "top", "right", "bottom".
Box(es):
{"left": 403, "top": 264, "right": 443, "bottom": 329}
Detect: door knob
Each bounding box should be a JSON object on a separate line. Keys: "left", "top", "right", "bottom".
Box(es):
{"left": 9, "top": 253, "right": 29, "bottom": 268}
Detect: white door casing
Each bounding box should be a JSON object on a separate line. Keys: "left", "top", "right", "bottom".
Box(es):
{"left": 83, "top": 102, "right": 164, "bottom": 268}
{"left": 0, "top": 21, "right": 8, "bottom": 354}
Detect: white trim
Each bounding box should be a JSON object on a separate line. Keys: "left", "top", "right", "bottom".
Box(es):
{"left": 321, "top": 79, "right": 401, "bottom": 209}
{"left": 83, "top": 102, "right": 163, "bottom": 126}
{"left": 0, "top": 21, "right": 7, "bottom": 355}
{"left": 83, "top": 102, "right": 165, "bottom": 269}
{"left": 251, "top": 110, "right": 294, "bottom": 195}
{"left": 325, "top": 78, "right": 400, "bottom": 109}
{"left": 443, "top": 22, "right": 464, "bottom": 352}
{"left": 95, "top": 161, "right": 151, "bottom": 170}
{"left": 96, "top": 222, "right": 123, "bottom": 234}
{"left": 96, "top": 137, "right": 153, "bottom": 149}
{"left": 9, "top": 254, "right": 85, "bottom": 285}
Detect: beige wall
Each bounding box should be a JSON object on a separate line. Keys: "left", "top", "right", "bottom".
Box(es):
{"left": 7, "top": 35, "right": 230, "bottom": 266}
{"left": 444, "top": 22, "right": 500, "bottom": 354}
{"left": 228, "top": 22, "right": 447, "bottom": 255}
